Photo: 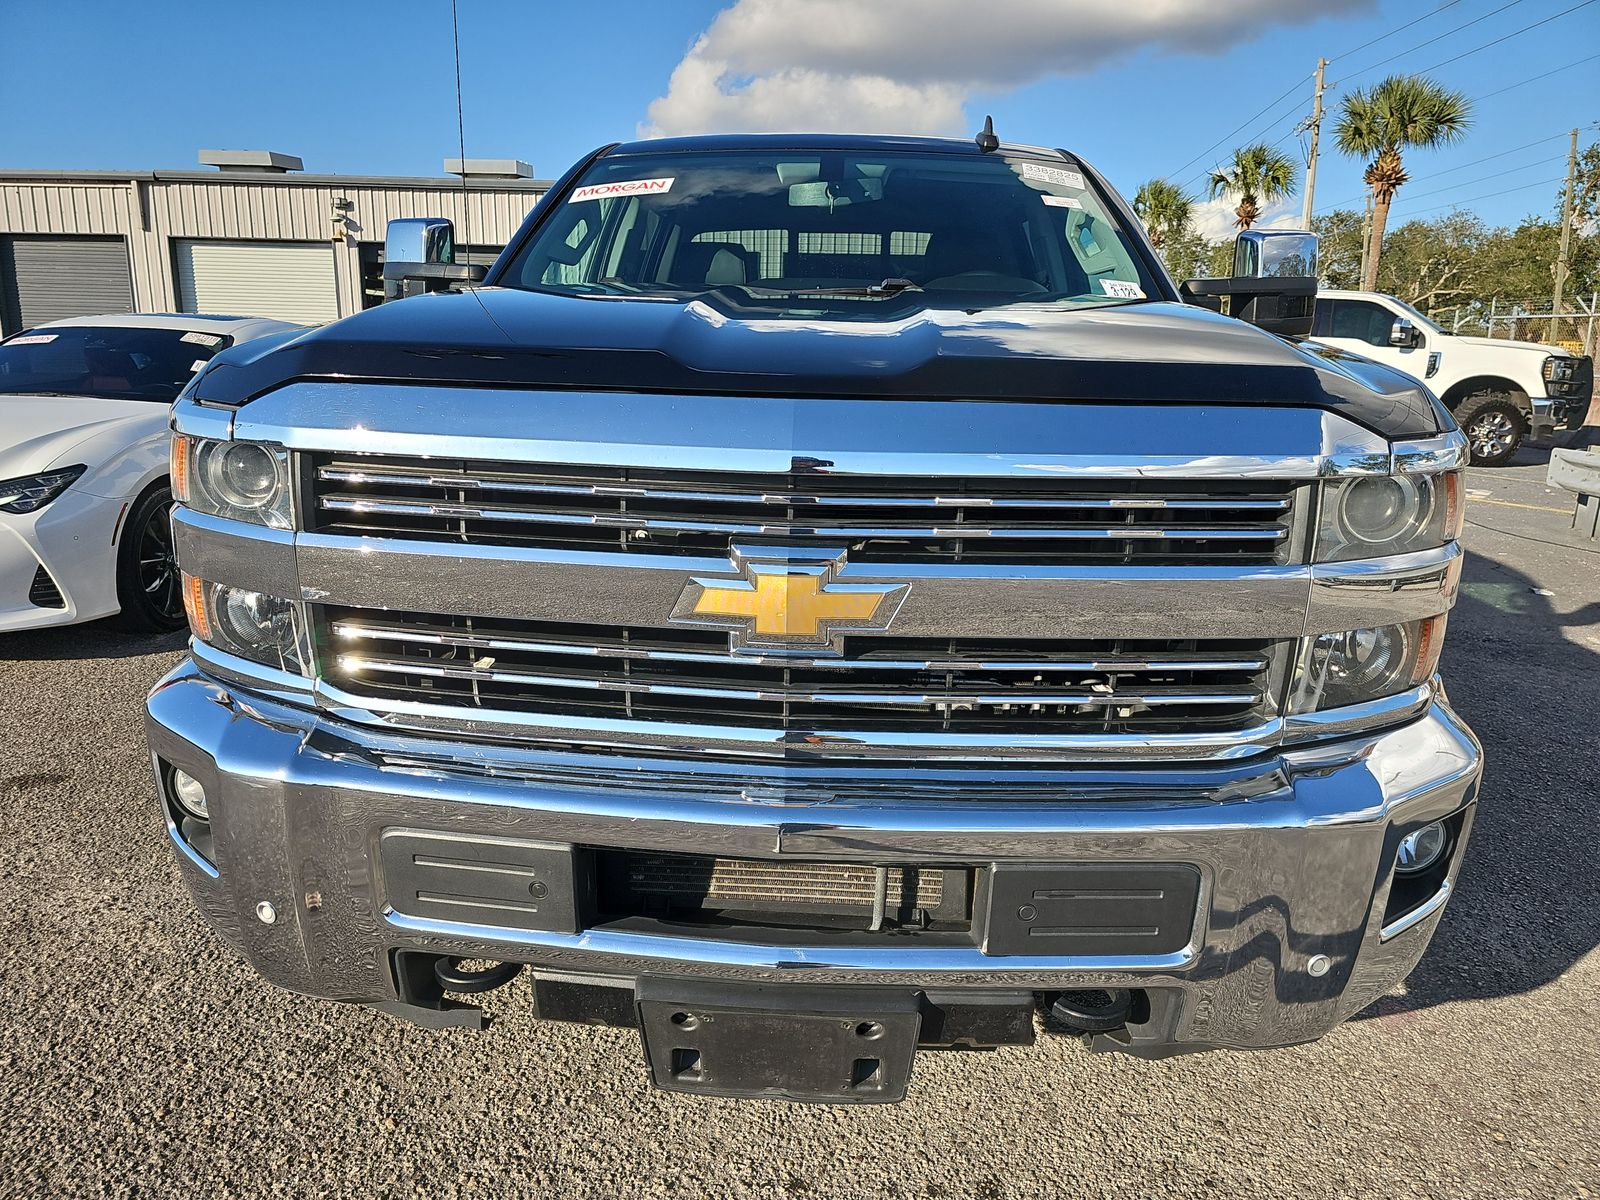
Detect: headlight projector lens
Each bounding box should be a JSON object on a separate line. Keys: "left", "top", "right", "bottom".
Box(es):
{"left": 206, "top": 442, "right": 279, "bottom": 508}
{"left": 1396, "top": 821, "right": 1448, "bottom": 875}
{"left": 1338, "top": 476, "right": 1429, "bottom": 545}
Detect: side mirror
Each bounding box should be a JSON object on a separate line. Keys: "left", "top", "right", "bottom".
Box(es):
{"left": 381, "top": 217, "right": 486, "bottom": 301}
{"left": 1181, "top": 229, "right": 1319, "bottom": 337}
{"left": 1389, "top": 318, "right": 1422, "bottom": 348}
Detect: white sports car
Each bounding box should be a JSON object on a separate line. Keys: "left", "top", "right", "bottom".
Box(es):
{"left": 0, "top": 313, "right": 301, "bottom": 633}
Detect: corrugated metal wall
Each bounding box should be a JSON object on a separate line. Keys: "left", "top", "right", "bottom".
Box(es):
{"left": 0, "top": 175, "right": 542, "bottom": 322}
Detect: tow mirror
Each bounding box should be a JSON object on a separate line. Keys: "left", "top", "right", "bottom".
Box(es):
{"left": 1389, "top": 318, "right": 1422, "bottom": 348}
{"left": 381, "top": 217, "right": 486, "bottom": 301}
{"left": 1180, "top": 229, "right": 1319, "bottom": 337}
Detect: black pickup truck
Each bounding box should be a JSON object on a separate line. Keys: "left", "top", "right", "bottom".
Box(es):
{"left": 147, "top": 132, "right": 1480, "bottom": 1103}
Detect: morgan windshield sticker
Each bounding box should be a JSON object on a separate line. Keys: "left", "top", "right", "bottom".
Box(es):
{"left": 6, "top": 333, "right": 58, "bottom": 345}
{"left": 569, "top": 177, "right": 675, "bottom": 203}
{"left": 1099, "top": 279, "right": 1146, "bottom": 299}
{"left": 1021, "top": 163, "right": 1086, "bottom": 190}
{"left": 1042, "top": 194, "right": 1082, "bottom": 209}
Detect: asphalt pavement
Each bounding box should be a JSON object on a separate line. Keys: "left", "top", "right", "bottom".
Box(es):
{"left": 2, "top": 446, "right": 1597, "bottom": 1199}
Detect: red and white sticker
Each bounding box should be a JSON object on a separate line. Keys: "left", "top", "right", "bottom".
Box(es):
{"left": 1099, "top": 279, "right": 1145, "bottom": 299}
{"left": 568, "top": 177, "right": 675, "bottom": 203}
{"left": 1022, "top": 163, "right": 1086, "bottom": 190}
{"left": 1042, "top": 194, "right": 1082, "bottom": 209}
{"left": 6, "top": 333, "right": 58, "bottom": 345}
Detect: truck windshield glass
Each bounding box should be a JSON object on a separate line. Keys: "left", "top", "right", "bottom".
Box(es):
{"left": 497, "top": 150, "right": 1159, "bottom": 310}
{"left": 1387, "top": 296, "right": 1447, "bottom": 335}
{"left": 0, "top": 326, "right": 231, "bottom": 403}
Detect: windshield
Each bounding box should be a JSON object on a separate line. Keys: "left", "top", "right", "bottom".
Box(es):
{"left": 496, "top": 149, "right": 1159, "bottom": 311}
{"left": 0, "top": 325, "right": 232, "bottom": 403}
{"left": 1386, "top": 297, "right": 1446, "bottom": 335}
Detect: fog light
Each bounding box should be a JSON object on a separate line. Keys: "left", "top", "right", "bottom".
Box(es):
{"left": 1396, "top": 821, "right": 1447, "bottom": 875}
{"left": 170, "top": 768, "right": 208, "bottom": 819}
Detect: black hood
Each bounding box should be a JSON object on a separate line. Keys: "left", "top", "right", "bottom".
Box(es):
{"left": 194, "top": 287, "right": 1446, "bottom": 440}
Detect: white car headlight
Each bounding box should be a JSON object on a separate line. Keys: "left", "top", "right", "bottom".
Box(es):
{"left": 1316, "top": 470, "right": 1462, "bottom": 562}
{"left": 182, "top": 575, "right": 309, "bottom": 674}
{"left": 0, "top": 464, "right": 87, "bottom": 514}
{"left": 171, "top": 434, "right": 292, "bottom": 529}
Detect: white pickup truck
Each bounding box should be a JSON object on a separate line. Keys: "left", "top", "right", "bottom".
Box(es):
{"left": 1312, "top": 289, "right": 1593, "bottom": 466}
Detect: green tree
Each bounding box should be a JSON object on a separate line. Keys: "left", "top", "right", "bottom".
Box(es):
{"left": 1311, "top": 209, "right": 1366, "bottom": 288}
{"left": 1207, "top": 143, "right": 1298, "bottom": 230}
{"left": 1334, "top": 74, "right": 1471, "bottom": 291}
{"left": 1133, "top": 178, "right": 1194, "bottom": 259}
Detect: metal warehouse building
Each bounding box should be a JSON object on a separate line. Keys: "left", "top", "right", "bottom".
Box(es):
{"left": 0, "top": 150, "right": 549, "bottom": 334}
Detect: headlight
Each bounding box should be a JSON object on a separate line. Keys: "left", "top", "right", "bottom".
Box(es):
{"left": 181, "top": 574, "right": 308, "bottom": 674}
{"left": 171, "top": 434, "right": 292, "bottom": 529}
{"left": 1316, "top": 471, "right": 1462, "bottom": 562}
{"left": 0, "top": 464, "right": 86, "bottom": 514}
{"left": 1288, "top": 615, "right": 1446, "bottom": 713}
{"left": 1542, "top": 355, "right": 1576, "bottom": 384}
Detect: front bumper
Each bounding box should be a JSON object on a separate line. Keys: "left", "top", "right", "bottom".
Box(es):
{"left": 147, "top": 660, "right": 1480, "bottom": 1056}
{"left": 0, "top": 489, "right": 123, "bottom": 632}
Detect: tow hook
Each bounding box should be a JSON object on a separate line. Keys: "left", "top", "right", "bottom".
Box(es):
{"left": 1042, "top": 989, "right": 1134, "bottom": 1035}
{"left": 434, "top": 957, "right": 524, "bottom": 994}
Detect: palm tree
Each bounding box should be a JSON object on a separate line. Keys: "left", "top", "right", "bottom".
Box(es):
{"left": 1335, "top": 74, "right": 1471, "bottom": 291}
{"left": 1133, "top": 179, "right": 1194, "bottom": 256}
{"left": 1208, "top": 143, "right": 1299, "bottom": 231}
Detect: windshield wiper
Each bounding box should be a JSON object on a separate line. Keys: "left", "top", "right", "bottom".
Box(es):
{"left": 799, "top": 277, "right": 921, "bottom": 297}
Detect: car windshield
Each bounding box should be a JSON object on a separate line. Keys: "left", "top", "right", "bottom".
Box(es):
{"left": 0, "top": 325, "right": 232, "bottom": 403}
{"left": 496, "top": 149, "right": 1160, "bottom": 312}
{"left": 1386, "top": 296, "right": 1446, "bottom": 335}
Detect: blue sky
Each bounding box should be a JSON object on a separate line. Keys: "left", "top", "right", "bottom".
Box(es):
{"left": 1, "top": 0, "right": 1594, "bottom": 236}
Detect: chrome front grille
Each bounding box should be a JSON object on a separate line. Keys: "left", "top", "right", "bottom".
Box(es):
{"left": 324, "top": 608, "right": 1281, "bottom": 736}
{"left": 311, "top": 455, "right": 1300, "bottom": 566}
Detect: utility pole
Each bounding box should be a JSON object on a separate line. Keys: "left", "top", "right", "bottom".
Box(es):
{"left": 1301, "top": 58, "right": 1328, "bottom": 230}
{"left": 1550, "top": 127, "right": 1579, "bottom": 343}
{"left": 1360, "top": 191, "right": 1373, "bottom": 287}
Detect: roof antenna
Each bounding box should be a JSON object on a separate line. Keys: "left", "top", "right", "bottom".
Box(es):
{"left": 450, "top": 0, "right": 472, "bottom": 262}
{"left": 975, "top": 115, "right": 999, "bottom": 154}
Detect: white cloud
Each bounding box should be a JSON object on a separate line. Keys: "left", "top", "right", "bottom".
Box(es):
{"left": 642, "top": 0, "right": 1371, "bottom": 138}
{"left": 1190, "top": 195, "right": 1303, "bottom": 241}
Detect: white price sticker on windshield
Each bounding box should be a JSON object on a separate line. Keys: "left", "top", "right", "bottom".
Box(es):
{"left": 181, "top": 331, "right": 223, "bottom": 346}
{"left": 189, "top": 359, "right": 208, "bottom": 373}
{"left": 1022, "top": 163, "right": 1086, "bottom": 189}
{"left": 1042, "top": 194, "right": 1082, "bottom": 208}
{"left": 7, "top": 333, "right": 58, "bottom": 345}
{"left": 1099, "top": 280, "right": 1145, "bottom": 299}
{"left": 569, "top": 177, "right": 675, "bottom": 203}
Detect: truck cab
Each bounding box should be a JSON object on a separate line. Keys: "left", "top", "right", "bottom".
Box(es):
{"left": 1311, "top": 288, "right": 1594, "bottom": 466}
{"left": 146, "top": 133, "right": 1480, "bottom": 1103}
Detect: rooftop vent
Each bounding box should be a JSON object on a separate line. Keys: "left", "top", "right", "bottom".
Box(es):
{"left": 197, "top": 149, "right": 304, "bottom": 174}
{"left": 444, "top": 157, "right": 533, "bottom": 180}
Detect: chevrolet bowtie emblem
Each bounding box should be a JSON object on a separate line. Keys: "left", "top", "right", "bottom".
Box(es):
{"left": 671, "top": 545, "right": 909, "bottom": 655}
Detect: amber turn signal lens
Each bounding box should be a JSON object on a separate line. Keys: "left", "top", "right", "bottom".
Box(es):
{"left": 1410, "top": 613, "right": 1448, "bottom": 685}
{"left": 181, "top": 573, "right": 210, "bottom": 641}
{"left": 1440, "top": 470, "right": 1464, "bottom": 541}
{"left": 169, "top": 433, "right": 190, "bottom": 503}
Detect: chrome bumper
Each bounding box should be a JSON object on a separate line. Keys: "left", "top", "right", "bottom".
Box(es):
{"left": 147, "top": 660, "right": 1480, "bottom": 1054}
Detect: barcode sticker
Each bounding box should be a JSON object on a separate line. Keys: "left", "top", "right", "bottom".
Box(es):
{"left": 1022, "top": 163, "right": 1086, "bottom": 189}
{"left": 181, "top": 331, "right": 223, "bottom": 346}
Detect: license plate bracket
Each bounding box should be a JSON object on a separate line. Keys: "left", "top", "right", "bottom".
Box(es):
{"left": 637, "top": 980, "right": 922, "bottom": 1103}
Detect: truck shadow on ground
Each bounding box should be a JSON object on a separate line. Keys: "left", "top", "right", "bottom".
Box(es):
{"left": 1355, "top": 544, "right": 1600, "bottom": 1020}
{"left": 0, "top": 619, "right": 186, "bottom": 663}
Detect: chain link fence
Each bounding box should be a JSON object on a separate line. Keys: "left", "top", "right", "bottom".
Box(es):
{"left": 1431, "top": 293, "right": 1600, "bottom": 357}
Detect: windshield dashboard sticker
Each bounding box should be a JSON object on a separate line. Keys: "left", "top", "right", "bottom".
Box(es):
{"left": 7, "top": 333, "right": 58, "bottom": 344}
{"left": 1021, "top": 163, "right": 1086, "bottom": 189}
{"left": 569, "top": 177, "right": 675, "bottom": 203}
{"left": 1042, "top": 195, "right": 1082, "bottom": 209}
{"left": 1099, "top": 280, "right": 1145, "bottom": 299}
{"left": 181, "top": 331, "right": 224, "bottom": 346}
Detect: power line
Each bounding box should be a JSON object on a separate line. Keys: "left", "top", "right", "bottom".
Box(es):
{"left": 1313, "top": 132, "right": 1573, "bottom": 213}
{"left": 1383, "top": 0, "right": 1599, "bottom": 82}
{"left": 1169, "top": 74, "right": 1310, "bottom": 181}
{"left": 1337, "top": 0, "right": 1529, "bottom": 80}
{"left": 1326, "top": 0, "right": 1465, "bottom": 62}
{"left": 1470, "top": 49, "right": 1600, "bottom": 103}
{"left": 1390, "top": 173, "right": 1565, "bottom": 218}
{"left": 1384, "top": 156, "right": 1565, "bottom": 206}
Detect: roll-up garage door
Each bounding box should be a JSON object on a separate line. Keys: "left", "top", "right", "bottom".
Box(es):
{"left": 0, "top": 235, "right": 133, "bottom": 335}
{"left": 173, "top": 240, "right": 339, "bottom": 325}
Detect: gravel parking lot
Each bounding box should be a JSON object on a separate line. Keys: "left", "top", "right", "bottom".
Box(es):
{"left": 2, "top": 449, "right": 1597, "bottom": 1199}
